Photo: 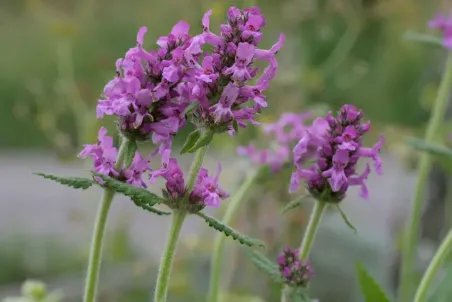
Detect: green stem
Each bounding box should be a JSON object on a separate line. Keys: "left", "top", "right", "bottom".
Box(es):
{"left": 298, "top": 200, "right": 327, "bottom": 260}
{"left": 399, "top": 53, "right": 452, "bottom": 302}
{"left": 83, "top": 137, "right": 129, "bottom": 302}
{"left": 282, "top": 200, "right": 327, "bottom": 302}
{"left": 153, "top": 144, "right": 211, "bottom": 302}
{"left": 153, "top": 210, "right": 187, "bottom": 302}
{"left": 413, "top": 228, "right": 452, "bottom": 302}
{"left": 207, "top": 168, "right": 260, "bottom": 302}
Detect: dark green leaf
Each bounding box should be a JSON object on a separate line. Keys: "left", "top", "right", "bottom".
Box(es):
{"left": 35, "top": 173, "right": 94, "bottom": 190}
{"left": 180, "top": 129, "right": 201, "bottom": 154}
{"left": 92, "top": 172, "right": 164, "bottom": 206}
{"left": 138, "top": 204, "right": 171, "bottom": 216}
{"left": 336, "top": 205, "right": 357, "bottom": 233}
{"left": 196, "top": 212, "right": 265, "bottom": 247}
{"left": 124, "top": 140, "right": 137, "bottom": 169}
{"left": 405, "top": 136, "right": 452, "bottom": 157}
{"left": 232, "top": 120, "right": 239, "bottom": 134}
{"left": 356, "top": 262, "right": 392, "bottom": 302}
{"left": 427, "top": 262, "right": 452, "bottom": 302}
{"left": 242, "top": 247, "right": 282, "bottom": 283}
{"left": 281, "top": 195, "right": 310, "bottom": 214}
{"left": 403, "top": 31, "right": 443, "bottom": 47}
{"left": 186, "top": 129, "right": 214, "bottom": 153}
{"left": 183, "top": 101, "right": 200, "bottom": 116}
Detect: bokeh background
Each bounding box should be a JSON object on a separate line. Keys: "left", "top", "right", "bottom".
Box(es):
{"left": 2, "top": 0, "right": 452, "bottom": 301}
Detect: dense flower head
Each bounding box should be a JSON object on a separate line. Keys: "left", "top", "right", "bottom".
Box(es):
{"left": 96, "top": 7, "right": 284, "bottom": 164}
{"left": 429, "top": 11, "right": 452, "bottom": 49}
{"left": 79, "top": 127, "right": 151, "bottom": 187}
{"left": 150, "top": 158, "right": 228, "bottom": 210}
{"left": 290, "top": 105, "right": 384, "bottom": 203}
{"left": 237, "top": 112, "right": 312, "bottom": 172}
{"left": 277, "top": 247, "right": 314, "bottom": 287}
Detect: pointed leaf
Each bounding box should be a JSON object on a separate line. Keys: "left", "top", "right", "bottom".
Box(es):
{"left": 124, "top": 140, "right": 137, "bottom": 169}
{"left": 183, "top": 101, "right": 200, "bottom": 116}
{"left": 232, "top": 120, "right": 239, "bottom": 133}
{"left": 426, "top": 262, "right": 452, "bottom": 302}
{"left": 405, "top": 136, "right": 452, "bottom": 157}
{"left": 139, "top": 204, "right": 171, "bottom": 216}
{"left": 336, "top": 205, "right": 357, "bottom": 233}
{"left": 35, "top": 173, "right": 94, "bottom": 190}
{"left": 356, "top": 262, "right": 392, "bottom": 302}
{"left": 196, "top": 212, "right": 265, "bottom": 247}
{"left": 281, "top": 195, "right": 310, "bottom": 214}
{"left": 92, "top": 172, "right": 164, "bottom": 206}
{"left": 186, "top": 129, "right": 214, "bottom": 153}
{"left": 403, "top": 31, "right": 443, "bottom": 47}
{"left": 242, "top": 247, "right": 283, "bottom": 283}
{"left": 180, "top": 129, "right": 201, "bottom": 154}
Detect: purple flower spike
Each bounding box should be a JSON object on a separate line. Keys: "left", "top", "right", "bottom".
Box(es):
{"left": 277, "top": 247, "right": 314, "bottom": 287}
{"left": 428, "top": 11, "right": 452, "bottom": 49}
{"left": 290, "top": 105, "right": 384, "bottom": 203}
{"left": 190, "top": 165, "right": 229, "bottom": 207}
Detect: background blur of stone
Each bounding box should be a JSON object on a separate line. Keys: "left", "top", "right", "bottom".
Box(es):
{"left": 1, "top": 0, "right": 452, "bottom": 301}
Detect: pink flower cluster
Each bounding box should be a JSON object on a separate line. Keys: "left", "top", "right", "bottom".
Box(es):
{"left": 237, "top": 112, "right": 312, "bottom": 172}
{"left": 290, "top": 105, "right": 384, "bottom": 202}
{"left": 277, "top": 247, "right": 314, "bottom": 287}
{"left": 429, "top": 11, "right": 452, "bottom": 49}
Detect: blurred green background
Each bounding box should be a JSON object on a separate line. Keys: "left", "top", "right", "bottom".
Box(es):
{"left": 1, "top": 0, "right": 452, "bottom": 301}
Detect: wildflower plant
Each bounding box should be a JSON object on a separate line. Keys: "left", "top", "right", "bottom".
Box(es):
{"left": 35, "top": 6, "right": 283, "bottom": 302}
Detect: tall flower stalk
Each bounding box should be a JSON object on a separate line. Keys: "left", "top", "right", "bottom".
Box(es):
{"left": 398, "top": 14, "right": 452, "bottom": 300}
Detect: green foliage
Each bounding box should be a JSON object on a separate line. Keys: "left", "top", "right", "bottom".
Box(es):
{"left": 405, "top": 136, "right": 452, "bottom": 158}
{"left": 180, "top": 129, "right": 201, "bottom": 154}
{"left": 285, "top": 288, "right": 312, "bottom": 302}
{"left": 242, "top": 247, "right": 282, "bottom": 283}
{"left": 356, "top": 262, "right": 392, "bottom": 302}
{"left": 281, "top": 195, "right": 310, "bottom": 214}
{"left": 2, "top": 280, "right": 63, "bottom": 302}
{"left": 184, "top": 129, "right": 214, "bottom": 154}
{"left": 34, "top": 173, "right": 94, "bottom": 190}
{"left": 403, "top": 32, "right": 443, "bottom": 47}
{"left": 183, "top": 101, "right": 199, "bottom": 116}
{"left": 135, "top": 203, "right": 171, "bottom": 216}
{"left": 92, "top": 172, "right": 165, "bottom": 206}
{"left": 196, "top": 212, "right": 265, "bottom": 248}
{"left": 336, "top": 205, "right": 357, "bottom": 233}
{"left": 123, "top": 140, "right": 137, "bottom": 169}
{"left": 427, "top": 263, "right": 452, "bottom": 302}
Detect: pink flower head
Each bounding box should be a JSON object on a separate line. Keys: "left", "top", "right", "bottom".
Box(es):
{"left": 428, "top": 11, "right": 452, "bottom": 50}
{"left": 277, "top": 247, "right": 314, "bottom": 287}
{"left": 290, "top": 105, "right": 384, "bottom": 202}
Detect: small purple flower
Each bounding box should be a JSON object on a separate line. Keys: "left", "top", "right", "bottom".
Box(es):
{"left": 429, "top": 11, "right": 452, "bottom": 49}
{"left": 277, "top": 247, "right": 314, "bottom": 287}
{"left": 150, "top": 158, "right": 228, "bottom": 209}
{"left": 79, "top": 127, "right": 151, "bottom": 187}
{"left": 290, "top": 105, "right": 384, "bottom": 202}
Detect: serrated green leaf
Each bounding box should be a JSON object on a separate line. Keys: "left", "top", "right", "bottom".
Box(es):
{"left": 196, "top": 212, "right": 265, "bottom": 247}
{"left": 35, "top": 173, "right": 94, "bottom": 190}
{"left": 186, "top": 129, "right": 214, "bottom": 153}
{"left": 232, "top": 120, "right": 239, "bottom": 133}
{"left": 356, "top": 262, "right": 392, "bottom": 302}
{"left": 336, "top": 205, "right": 357, "bottom": 233}
{"left": 405, "top": 136, "right": 452, "bottom": 157}
{"left": 426, "top": 262, "right": 452, "bottom": 302}
{"left": 180, "top": 129, "right": 201, "bottom": 154}
{"left": 92, "top": 173, "right": 164, "bottom": 206}
{"left": 184, "top": 101, "right": 200, "bottom": 116}
{"left": 281, "top": 195, "right": 310, "bottom": 214}
{"left": 403, "top": 31, "right": 443, "bottom": 47}
{"left": 242, "top": 247, "right": 282, "bottom": 283}
{"left": 124, "top": 140, "right": 137, "bottom": 169}
{"left": 139, "top": 204, "right": 171, "bottom": 216}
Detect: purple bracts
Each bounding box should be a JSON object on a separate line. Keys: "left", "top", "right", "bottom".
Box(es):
{"left": 277, "top": 247, "right": 314, "bottom": 287}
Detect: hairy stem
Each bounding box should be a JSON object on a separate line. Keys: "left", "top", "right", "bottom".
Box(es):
{"left": 413, "top": 228, "right": 452, "bottom": 302}
{"left": 399, "top": 53, "right": 452, "bottom": 302}
{"left": 207, "top": 168, "right": 260, "bottom": 302}
{"left": 153, "top": 144, "right": 211, "bottom": 302}
{"left": 83, "top": 136, "right": 129, "bottom": 302}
